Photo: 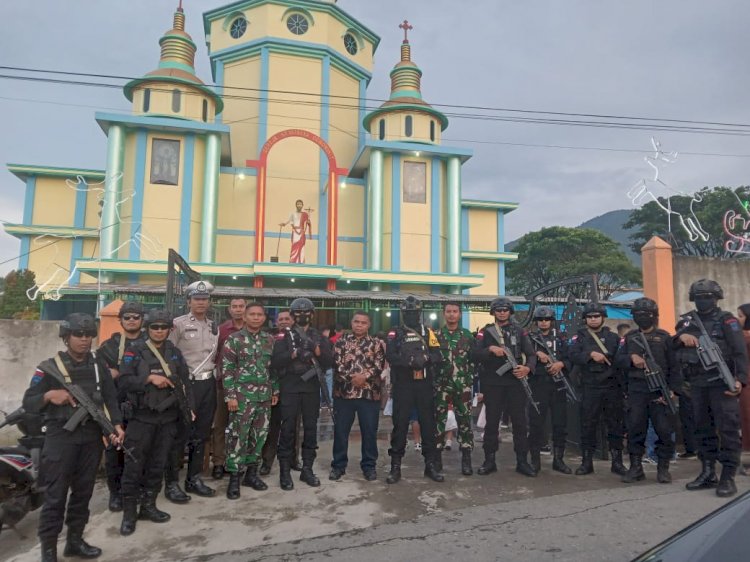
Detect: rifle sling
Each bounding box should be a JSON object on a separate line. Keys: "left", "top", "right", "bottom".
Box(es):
{"left": 145, "top": 340, "right": 173, "bottom": 378}
{"left": 118, "top": 334, "right": 127, "bottom": 364}
{"left": 587, "top": 329, "right": 610, "bottom": 355}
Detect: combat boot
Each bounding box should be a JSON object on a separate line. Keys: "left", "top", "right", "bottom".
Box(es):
{"left": 576, "top": 450, "right": 594, "bottom": 475}
{"left": 164, "top": 480, "right": 191, "bottom": 504}
{"left": 657, "top": 459, "right": 672, "bottom": 484}
{"left": 716, "top": 465, "right": 738, "bottom": 498}
{"left": 242, "top": 464, "right": 268, "bottom": 491}
{"left": 279, "top": 460, "right": 294, "bottom": 491}
{"left": 515, "top": 453, "right": 538, "bottom": 477}
{"left": 108, "top": 492, "right": 123, "bottom": 513}
{"left": 259, "top": 462, "right": 272, "bottom": 476}
{"left": 386, "top": 456, "right": 402, "bottom": 484}
{"left": 461, "top": 448, "right": 473, "bottom": 476}
{"left": 138, "top": 491, "right": 170, "bottom": 523}
{"left": 226, "top": 472, "right": 241, "bottom": 500}
{"left": 434, "top": 449, "right": 443, "bottom": 473}
{"left": 552, "top": 447, "right": 572, "bottom": 474}
{"left": 119, "top": 496, "right": 138, "bottom": 536}
{"left": 686, "top": 459, "right": 718, "bottom": 490}
{"left": 621, "top": 455, "right": 645, "bottom": 483}
{"left": 63, "top": 530, "right": 102, "bottom": 559}
{"left": 300, "top": 461, "right": 321, "bottom": 487}
{"left": 610, "top": 448, "right": 627, "bottom": 476}
{"left": 530, "top": 449, "right": 542, "bottom": 474}
{"left": 424, "top": 461, "right": 445, "bottom": 482}
{"left": 185, "top": 476, "right": 216, "bottom": 497}
{"left": 477, "top": 452, "right": 497, "bottom": 475}
{"left": 41, "top": 538, "right": 58, "bottom": 562}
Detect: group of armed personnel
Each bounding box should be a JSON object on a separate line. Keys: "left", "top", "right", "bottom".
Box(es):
{"left": 22, "top": 278, "right": 748, "bottom": 562}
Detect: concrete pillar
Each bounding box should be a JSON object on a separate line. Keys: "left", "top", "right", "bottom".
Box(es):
{"left": 100, "top": 124, "right": 125, "bottom": 274}
{"left": 446, "top": 156, "right": 461, "bottom": 274}
{"left": 201, "top": 133, "right": 221, "bottom": 263}
{"left": 641, "top": 236, "right": 676, "bottom": 332}
{"left": 368, "top": 149, "right": 384, "bottom": 270}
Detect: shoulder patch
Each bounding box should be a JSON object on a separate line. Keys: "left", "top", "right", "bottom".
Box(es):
{"left": 275, "top": 332, "right": 286, "bottom": 341}
{"left": 122, "top": 350, "right": 136, "bottom": 364}
{"left": 725, "top": 318, "right": 741, "bottom": 332}
{"left": 571, "top": 335, "right": 578, "bottom": 343}
{"left": 521, "top": 329, "right": 529, "bottom": 337}
{"left": 30, "top": 368, "right": 45, "bottom": 386}
{"left": 387, "top": 330, "right": 396, "bottom": 339}
{"left": 619, "top": 337, "right": 625, "bottom": 345}
{"left": 476, "top": 330, "right": 484, "bottom": 339}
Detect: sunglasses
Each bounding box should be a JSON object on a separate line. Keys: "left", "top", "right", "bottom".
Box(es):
{"left": 122, "top": 314, "right": 142, "bottom": 321}
{"left": 494, "top": 308, "right": 511, "bottom": 313}
{"left": 70, "top": 330, "right": 96, "bottom": 338}
{"left": 586, "top": 314, "right": 603, "bottom": 319}
{"left": 149, "top": 324, "right": 171, "bottom": 331}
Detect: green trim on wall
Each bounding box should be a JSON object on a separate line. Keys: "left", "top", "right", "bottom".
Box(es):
{"left": 4, "top": 224, "right": 100, "bottom": 238}
{"left": 364, "top": 104, "right": 448, "bottom": 131}
{"left": 8, "top": 164, "right": 106, "bottom": 182}
{"left": 461, "top": 199, "right": 519, "bottom": 212}
{"left": 462, "top": 250, "right": 519, "bottom": 261}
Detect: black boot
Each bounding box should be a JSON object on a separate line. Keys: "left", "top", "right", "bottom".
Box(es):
{"left": 530, "top": 450, "right": 541, "bottom": 474}
{"left": 226, "top": 472, "right": 241, "bottom": 500}
{"left": 516, "top": 453, "right": 537, "bottom": 477}
{"left": 138, "top": 491, "right": 170, "bottom": 523}
{"left": 108, "top": 492, "right": 123, "bottom": 512}
{"left": 610, "top": 448, "right": 627, "bottom": 476}
{"left": 242, "top": 464, "right": 268, "bottom": 491}
{"left": 461, "top": 448, "right": 473, "bottom": 476}
{"left": 386, "top": 456, "right": 402, "bottom": 484}
{"left": 63, "top": 530, "right": 102, "bottom": 559}
{"left": 657, "top": 459, "right": 672, "bottom": 484}
{"left": 164, "top": 480, "right": 191, "bottom": 504}
{"left": 424, "top": 461, "right": 445, "bottom": 482}
{"left": 434, "top": 449, "right": 443, "bottom": 473}
{"left": 259, "top": 462, "right": 272, "bottom": 476}
{"left": 211, "top": 465, "right": 225, "bottom": 480}
{"left": 279, "top": 460, "right": 294, "bottom": 491}
{"left": 686, "top": 459, "right": 718, "bottom": 490}
{"left": 300, "top": 461, "right": 321, "bottom": 487}
{"left": 41, "top": 538, "right": 58, "bottom": 562}
{"left": 477, "top": 452, "right": 497, "bottom": 475}
{"left": 552, "top": 447, "right": 572, "bottom": 474}
{"left": 185, "top": 476, "right": 216, "bottom": 497}
{"left": 119, "top": 496, "right": 138, "bottom": 536}
{"left": 576, "top": 450, "right": 594, "bottom": 475}
{"left": 716, "top": 465, "right": 738, "bottom": 498}
{"left": 621, "top": 455, "right": 645, "bottom": 483}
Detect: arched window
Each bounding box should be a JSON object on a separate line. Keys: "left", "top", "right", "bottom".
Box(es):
{"left": 405, "top": 115, "right": 413, "bottom": 137}
{"left": 202, "top": 99, "right": 209, "bottom": 122}
{"left": 143, "top": 88, "right": 151, "bottom": 112}
{"left": 378, "top": 119, "right": 385, "bottom": 140}
{"left": 172, "top": 89, "right": 182, "bottom": 113}
{"left": 430, "top": 120, "right": 435, "bottom": 142}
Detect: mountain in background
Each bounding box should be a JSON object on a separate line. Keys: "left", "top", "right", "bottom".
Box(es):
{"left": 506, "top": 209, "right": 641, "bottom": 266}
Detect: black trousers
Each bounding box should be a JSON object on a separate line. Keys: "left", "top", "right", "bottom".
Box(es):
{"left": 580, "top": 384, "right": 625, "bottom": 452}
{"left": 278, "top": 391, "right": 319, "bottom": 463}
{"left": 122, "top": 417, "right": 177, "bottom": 496}
{"left": 679, "top": 393, "right": 697, "bottom": 453}
{"left": 165, "top": 377, "right": 216, "bottom": 482}
{"left": 483, "top": 384, "right": 528, "bottom": 456}
{"left": 626, "top": 391, "right": 676, "bottom": 460}
{"left": 692, "top": 385, "right": 741, "bottom": 468}
{"left": 389, "top": 380, "right": 437, "bottom": 460}
{"left": 529, "top": 381, "right": 567, "bottom": 450}
{"left": 38, "top": 427, "right": 102, "bottom": 540}
{"left": 104, "top": 446, "right": 124, "bottom": 495}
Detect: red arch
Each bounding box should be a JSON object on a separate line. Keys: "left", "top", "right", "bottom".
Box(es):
{"left": 246, "top": 129, "right": 348, "bottom": 275}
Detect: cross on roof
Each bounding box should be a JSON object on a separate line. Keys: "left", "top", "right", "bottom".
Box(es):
{"left": 399, "top": 20, "right": 413, "bottom": 43}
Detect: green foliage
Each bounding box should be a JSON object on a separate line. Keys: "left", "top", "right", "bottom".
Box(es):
{"left": 506, "top": 227, "right": 642, "bottom": 299}
{"left": 0, "top": 269, "right": 38, "bottom": 319}
{"left": 624, "top": 186, "right": 750, "bottom": 258}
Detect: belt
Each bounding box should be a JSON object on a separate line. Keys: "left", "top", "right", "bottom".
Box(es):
{"left": 190, "top": 369, "right": 215, "bottom": 381}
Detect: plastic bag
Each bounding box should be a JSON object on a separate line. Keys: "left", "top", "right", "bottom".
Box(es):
{"left": 383, "top": 397, "right": 393, "bottom": 417}
{"left": 476, "top": 404, "right": 486, "bottom": 429}
{"left": 445, "top": 409, "right": 458, "bottom": 432}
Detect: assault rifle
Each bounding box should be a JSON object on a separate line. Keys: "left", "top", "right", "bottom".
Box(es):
{"left": 155, "top": 374, "right": 192, "bottom": 426}
{"left": 528, "top": 332, "right": 579, "bottom": 403}
{"left": 291, "top": 328, "right": 335, "bottom": 421}
{"left": 497, "top": 345, "right": 540, "bottom": 415}
{"left": 634, "top": 332, "right": 677, "bottom": 415}
{"left": 686, "top": 312, "right": 737, "bottom": 393}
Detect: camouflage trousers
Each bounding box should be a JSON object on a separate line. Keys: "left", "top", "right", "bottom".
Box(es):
{"left": 225, "top": 399, "right": 271, "bottom": 473}
{"left": 435, "top": 380, "right": 474, "bottom": 450}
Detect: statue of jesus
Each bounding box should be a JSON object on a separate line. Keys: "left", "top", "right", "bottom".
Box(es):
{"left": 279, "top": 199, "right": 312, "bottom": 263}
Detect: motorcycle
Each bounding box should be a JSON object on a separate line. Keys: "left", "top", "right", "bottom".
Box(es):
{"left": 0, "top": 407, "right": 45, "bottom": 535}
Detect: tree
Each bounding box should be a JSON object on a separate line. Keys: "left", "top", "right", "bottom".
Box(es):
{"left": 506, "top": 227, "right": 642, "bottom": 300}
{"left": 0, "top": 269, "right": 38, "bottom": 319}
{"left": 624, "top": 186, "right": 750, "bottom": 258}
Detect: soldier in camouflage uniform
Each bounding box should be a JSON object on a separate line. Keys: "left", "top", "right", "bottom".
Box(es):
{"left": 435, "top": 302, "right": 476, "bottom": 476}
{"left": 221, "top": 302, "right": 278, "bottom": 500}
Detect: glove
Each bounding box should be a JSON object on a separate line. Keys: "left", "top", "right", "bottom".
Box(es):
{"left": 301, "top": 338, "right": 316, "bottom": 353}
{"left": 298, "top": 349, "right": 313, "bottom": 363}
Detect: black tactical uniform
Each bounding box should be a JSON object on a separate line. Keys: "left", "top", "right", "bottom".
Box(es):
{"left": 615, "top": 298, "right": 681, "bottom": 484}
{"left": 569, "top": 302, "right": 626, "bottom": 476}
{"left": 472, "top": 297, "right": 538, "bottom": 477}
{"left": 23, "top": 313, "right": 122, "bottom": 562}
{"left": 271, "top": 298, "right": 333, "bottom": 490}
{"left": 385, "top": 296, "right": 444, "bottom": 484}
{"left": 118, "top": 309, "right": 194, "bottom": 536}
{"left": 98, "top": 301, "right": 145, "bottom": 513}
{"left": 675, "top": 279, "right": 748, "bottom": 497}
{"left": 528, "top": 306, "right": 573, "bottom": 474}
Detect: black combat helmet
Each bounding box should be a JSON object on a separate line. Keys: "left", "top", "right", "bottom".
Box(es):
{"left": 118, "top": 301, "right": 144, "bottom": 318}
{"left": 632, "top": 297, "right": 659, "bottom": 315}
{"left": 145, "top": 309, "right": 173, "bottom": 328}
{"left": 582, "top": 302, "right": 607, "bottom": 318}
{"left": 533, "top": 305, "right": 556, "bottom": 320}
{"left": 490, "top": 297, "right": 514, "bottom": 314}
{"left": 400, "top": 296, "right": 423, "bottom": 313}
{"left": 290, "top": 297, "right": 315, "bottom": 326}
{"left": 400, "top": 296, "right": 423, "bottom": 329}
{"left": 59, "top": 313, "right": 98, "bottom": 338}
{"left": 688, "top": 279, "right": 724, "bottom": 301}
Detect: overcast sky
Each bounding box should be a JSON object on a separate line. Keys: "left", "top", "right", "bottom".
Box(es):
{"left": 1, "top": 0, "right": 750, "bottom": 274}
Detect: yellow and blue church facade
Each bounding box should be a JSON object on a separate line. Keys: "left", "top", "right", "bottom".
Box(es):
{"left": 4, "top": 0, "right": 518, "bottom": 329}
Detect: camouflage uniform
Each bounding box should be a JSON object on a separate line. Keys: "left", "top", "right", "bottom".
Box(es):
{"left": 435, "top": 326, "right": 476, "bottom": 450}
{"left": 222, "top": 328, "right": 277, "bottom": 474}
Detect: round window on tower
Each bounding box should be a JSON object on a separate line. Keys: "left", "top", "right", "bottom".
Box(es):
{"left": 230, "top": 17, "right": 247, "bottom": 39}
{"left": 287, "top": 14, "right": 309, "bottom": 35}
{"left": 343, "top": 33, "right": 358, "bottom": 55}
